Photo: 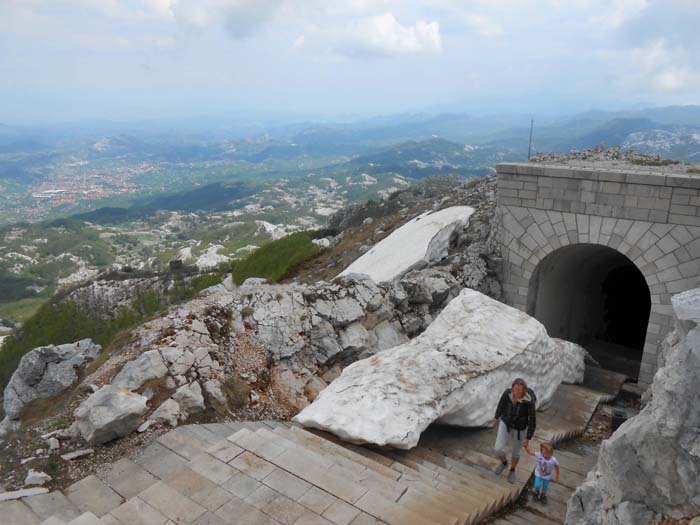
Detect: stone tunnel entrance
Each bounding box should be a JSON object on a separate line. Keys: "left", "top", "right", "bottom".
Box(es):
{"left": 527, "top": 244, "right": 651, "bottom": 380}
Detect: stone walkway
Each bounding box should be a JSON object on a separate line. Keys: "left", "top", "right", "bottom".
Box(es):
{"left": 0, "top": 367, "right": 624, "bottom": 525}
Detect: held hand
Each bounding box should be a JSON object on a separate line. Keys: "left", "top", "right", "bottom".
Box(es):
{"left": 492, "top": 419, "right": 499, "bottom": 429}
{"left": 522, "top": 439, "right": 529, "bottom": 449}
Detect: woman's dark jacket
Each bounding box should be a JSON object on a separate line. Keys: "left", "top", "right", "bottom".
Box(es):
{"left": 494, "top": 387, "right": 537, "bottom": 440}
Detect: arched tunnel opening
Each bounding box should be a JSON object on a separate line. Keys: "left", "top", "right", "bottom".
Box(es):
{"left": 526, "top": 244, "right": 651, "bottom": 380}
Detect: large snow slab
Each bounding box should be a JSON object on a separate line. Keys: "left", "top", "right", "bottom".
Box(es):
{"left": 294, "top": 289, "right": 585, "bottom": 449}
{"left": 339, "top": 206, "right": 474, "bottom": 283}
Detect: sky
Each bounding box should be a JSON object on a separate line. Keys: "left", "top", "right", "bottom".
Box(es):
{"left": 1, "top": 0, "right": 699, "bottom": 123}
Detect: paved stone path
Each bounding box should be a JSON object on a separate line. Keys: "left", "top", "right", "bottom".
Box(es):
{"left": 0, "top": 367, "right": 624, "bottom": 525}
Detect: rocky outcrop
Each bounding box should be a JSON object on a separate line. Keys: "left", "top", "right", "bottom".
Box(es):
{"left": 0, "top": 339, "right": 101, "bottom": 436}
{"left": 339, "top": 206, "right": 474, "bottom": 283}
{"left": 294, "top": 288, "right": 586, "bottom": 449}
{"left": 112, "top": 350, "right": 168, "bottom": 390}
{"left": 74, "top": 385, "right": 148, "bottom": 445}
{"left": 566, "top": 288, "right": 700, "bottom": 525}
{"left": 69, "top": 266, "right": 461, "bottom": 438}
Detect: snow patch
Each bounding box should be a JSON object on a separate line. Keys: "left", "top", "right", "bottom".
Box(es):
{"left": 340, "top": 206, "right": 474, "bottom": 283}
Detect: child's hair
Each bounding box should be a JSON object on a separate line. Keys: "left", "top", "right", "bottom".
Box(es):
{"left": 540, "top": 442, "right": 554, "bottom": 454}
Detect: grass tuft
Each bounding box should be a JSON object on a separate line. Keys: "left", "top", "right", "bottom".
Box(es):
{"left": 232, "top": 232, "right": 319, "bottom": 285}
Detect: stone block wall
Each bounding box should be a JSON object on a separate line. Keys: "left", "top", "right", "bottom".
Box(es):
{"left": 497, "top": 163, "right": 700, "bottom": 386}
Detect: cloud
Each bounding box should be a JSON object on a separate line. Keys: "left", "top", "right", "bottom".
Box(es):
{"left": 588, "top": 0, "right": 648, "bottom": 30}
{"left": 170, "top": 0, "right": 282, "bottom": 38}
{"left": 340, "top": 12, "right": 442, "bottom": 57}
{"left": 602, "top": 38, "right": 699, "bottom": 94}
{"left": 464, "top": 14, "right": 503, "bottom": 38}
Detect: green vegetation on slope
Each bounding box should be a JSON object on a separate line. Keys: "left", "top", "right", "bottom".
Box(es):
{"left": 232, "top": 232, "right": 319, "bottom": 285}
{"left": 0, "top": 270, "right": 225, "bottom": 391}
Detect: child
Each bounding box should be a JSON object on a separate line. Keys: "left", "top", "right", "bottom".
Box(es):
{"left": 524, "top": 441, "right": 560, "bottom": 504}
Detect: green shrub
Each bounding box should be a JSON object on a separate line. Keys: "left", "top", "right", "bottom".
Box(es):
{"left": 630, "top": 158, "right": 680, "bottom": 167}
{"left": 232, "top": 232, "right": 319, "bottom": 285}
{"left": 0, "top": 269, "right": 227, "bottom": 391}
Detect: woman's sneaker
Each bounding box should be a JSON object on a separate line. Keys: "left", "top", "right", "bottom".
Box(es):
{"left": 540, "top": 494, "right": 548, "bottom": 505}
{"left": 494, "top": 462, "right": 508, "bottom": 475}
{"left": 507, "top": 470, "right": 517, "bottom": 484}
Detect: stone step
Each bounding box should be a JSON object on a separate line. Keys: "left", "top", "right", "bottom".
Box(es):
{"left": 246, "top": 428, "right": 471, "bottom": 525}
{"left": 282, "top": 425, "right": 401, "bottom": 481}
{"left": 229, "top": 429, "right": 462, "bottom": 524}
{"left": 397, "top": 448, "right": 515, "bottom": 499}
{"left": 404, "top": 447, "right": 521, "bottom": 504}
{"left": 381, "top": 452, "right": 504, "bottom": 519}
{"left": 65, "top": 475, "right": 124, "bottom": 518}
{"left": 23, "top": 491, "right": 83, "bottom": 524}
{"left": 67, "top": 512, "right": 102, "bottom": 525}
{"left": 0, "top": 499, "right": 42, "bottom": 524}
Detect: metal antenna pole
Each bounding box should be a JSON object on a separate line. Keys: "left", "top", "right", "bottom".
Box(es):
{"left": 527, "top": 118, "right": 534, "bottom": 160}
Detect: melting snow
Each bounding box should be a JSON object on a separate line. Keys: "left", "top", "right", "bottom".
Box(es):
{"left": 340, "top": 206, "right": 474, "bottom": 283}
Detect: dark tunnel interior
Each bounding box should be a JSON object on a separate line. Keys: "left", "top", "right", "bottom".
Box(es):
{"left": 527, "top": 244, "right": 651, "bottom": 379}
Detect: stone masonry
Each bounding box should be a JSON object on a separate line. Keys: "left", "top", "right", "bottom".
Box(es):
{"left": 496, "top": 162, "right": 700, "bottom": 386}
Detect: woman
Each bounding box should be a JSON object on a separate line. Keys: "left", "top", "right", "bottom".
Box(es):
{"left": 492, "top": 377, "right": 537, "bottom": 484}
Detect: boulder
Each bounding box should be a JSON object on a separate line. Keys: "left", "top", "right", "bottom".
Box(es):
{"left": 150, "top": 398, "right": 181, "bottom": 427}
{"left": 74, "top": 386, "right": 148, "bottom": 445}
{"left": 172, "top": 382, "right": 205, "bottom": 417}
{"left": 294, "top": 288, "right": 585, "bottom": 449}
{"left": 112, "top": 350, "right": 168, "bottom": 391}
{"left": 203, "top": 379, "right": 227, "bottom": 406}
{"left": 339, "top": 206, "right": 474, "bottom": 283}
{"left": 566, "top": 288, "right": 700, "bottom": 525}
{"left": 0, "top": 339, "right": 101, "bottom": 436}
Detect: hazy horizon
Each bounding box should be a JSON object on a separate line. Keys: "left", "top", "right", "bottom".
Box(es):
{"left": 2, "top": 1, "right": 699, "bottom": 124}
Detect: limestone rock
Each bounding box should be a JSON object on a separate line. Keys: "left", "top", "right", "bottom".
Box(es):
{"left": 46, "top": 437, "right": 60, "bottom": 452}
{"left": 339, "top": 206, "right": 474, "bottom": 283}
{"left": 74, "top": 386, "right": 148, "bottom": 445}
{"left": 314, "top": 297, "right": 365, "bottom": 328}
{"left": 338, "top": 322, "right": 372, "bottom": 353}
{"left": 112, "top": 350, "right": 168, "bottom": 391}
{"left": 671, "top": 288, "right": 700, "bottom": 322}
{"left": 172, "top": 382, "right": 205, "bottom": 417}
{"left": 242, "top": 278, "right": 267, "bottom": 286}
{"left": 294, "top": 288, "right": 585, "bottom": 449}
{"left": 566, "top": 288, "right": 700, "bottom": 525}
{"left": 373, "top": 320, "right": 409, "bottom": 351}
{"left": 203, "top": 379, "right": 226, "bottom": 406}
{"left": 0, "top": 339, "right": 101, "bottom": 436}
{"left": 150, "top": 398, "right": 181, "bottom": 427}
{"left": 24, "top": 470, "right": 51, "bottom": 486}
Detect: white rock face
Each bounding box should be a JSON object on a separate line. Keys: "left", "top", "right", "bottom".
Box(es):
{"left": 196, "top": 244, "right": 230, "bottom": 270}
{"left": 172, "top": 382, "right": 205, "bottom": 417}
{"left": 24, "top": 469, "right": 52, "bottom": 486}
{"left": 150, "top": 398, "right": 181, "bottom": 427}
{"left": 74, "top": 386, "right": 148, "bottom": 445}
{"left": 294, "top": 289, "right": 585, "bottom": 449}
{"left": 566, "top": 288, "right": 700, "bottom": 525}
{"left": 112, "top": 350, "right": 168, "bottom": 391}
{"left": 0, "top": 339, "right": 101, "bottom": 436}
{"left": 339, "top": 206, "right": 474, "bottom": 283}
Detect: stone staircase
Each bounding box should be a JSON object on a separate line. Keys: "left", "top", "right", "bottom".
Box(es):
{"left": 0, "top": 367, "right": 625, "bottom": 525}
